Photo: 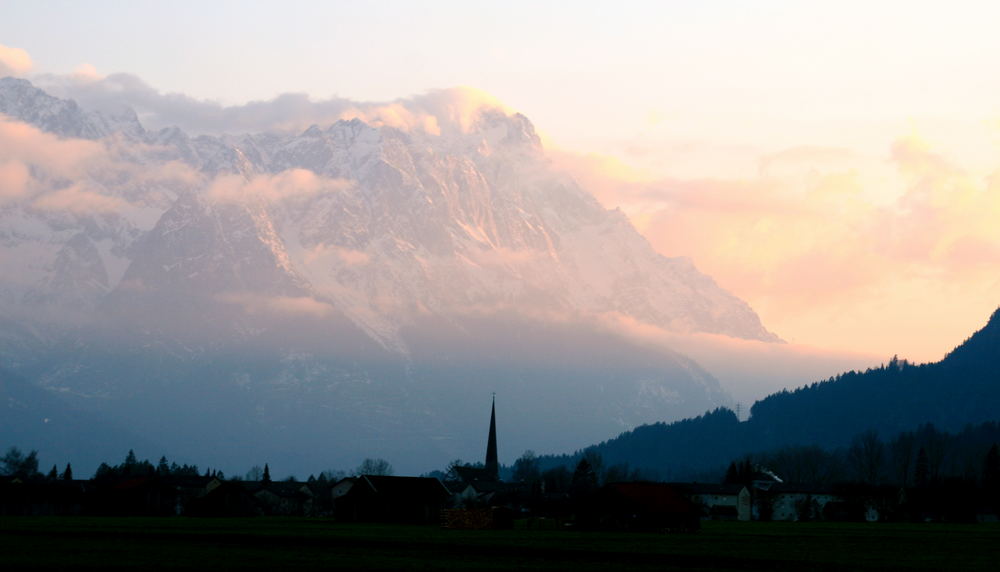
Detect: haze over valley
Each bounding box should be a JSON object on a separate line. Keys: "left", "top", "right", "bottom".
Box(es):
{"left": 2, "top": 2, "right": 998, "bottom": 480}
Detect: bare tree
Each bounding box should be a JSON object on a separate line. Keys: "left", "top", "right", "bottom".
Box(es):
{"left": 848, "top": 430, "right": 884, "bottom": 484}
{"left": 764, "top": 446, "right": 833, "bottom": 484}
{"left": 889, "top": 432, "right": 915, "bottom": 486}
{"left": 355, "top": 458, "right": 394, "bottom": 476}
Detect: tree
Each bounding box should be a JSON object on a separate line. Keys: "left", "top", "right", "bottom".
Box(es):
{"left": 1, "top": 447, "right": 40, "bottom": 479}
{"left": 983, "top": 444, "right": 1000, "bottom": 487}
{"left": 320, "top": 469, "right": 346, "bottom": 483}
{"left": 848, "top": 430, "right": 884, "bottom": 484}
{"left": 443, "top": 459, "right": 468, "bottom": 481}
{"left": 512, "top": 450, "right": 541, "bottom": 484}
{"left": 94, "top": 462, "right": 113, "bottom": 479}
{"left": 985, "top": 443, "right": 1000, "bottom": 512}
{"left": 723, "top": 457, "right": 755, "bottom": 485}
{"left": 603, "top": 463, "right": 640, "bottom": 483}
{"left": 542, "top": 466, "right": 571, "bottom": 494}
{"left": 889, "top": 432, "right": 915, "bottom": 486}
{"left": 582, "top": 451, "right": 605, "bottom": 486}
{"left": 571, "top": 458, "right": 598, "bottom": 498}
{"left": 763, "top": 446, "right": 833, "bottom": 484}
{"left": 355, "top": 458, "right": 394, "bottom": 476}
{"left": 915, "top": 447, "right": 930, "bottom": 488}
{"left": 724, "top": 462, "right": 740, "bottom": 484}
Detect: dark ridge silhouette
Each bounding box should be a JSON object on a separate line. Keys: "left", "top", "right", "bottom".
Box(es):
{"left": 540, "top": 307, "right": 1000, "bottom": 480}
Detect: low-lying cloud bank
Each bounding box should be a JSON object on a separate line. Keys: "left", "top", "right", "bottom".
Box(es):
{"left": 33, "top": 67, "right": 507, "bottom": 137}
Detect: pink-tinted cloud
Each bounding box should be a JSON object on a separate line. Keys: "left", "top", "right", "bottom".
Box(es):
{"left": 0, "top": 115, "right": 106, "bottom": 177}
{"left": 36, "top": 73, "right": 513, "bottom": 137}
{"left": 207, "top": 169, "right": 352, "bottom": 204}
{"left": 0, "top": 116, "right": 197, "bottom": 214}
{"left": 0, "top": 44, "right": 32, "bottom": 77}
{"left": 301, "top": 243, "right": 371, "bottom": 267}
{"left": 31, "top": 183, "right": 127, "bottom": 214}
{"left": 217, "top": 291, "right": 336, "bottom": 318}
{"left": 560, "top": 133, "right": 1000, "bottom": 362}
{"left": 0, "top": 160, "right": 31, "bottom": 204}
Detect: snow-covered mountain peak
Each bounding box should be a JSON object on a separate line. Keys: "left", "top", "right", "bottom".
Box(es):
{"left": 0, "top": 79, "right": 780, "bottom": 346}
{"left": 0, "top": 76, "right": 144, "bottom": 140}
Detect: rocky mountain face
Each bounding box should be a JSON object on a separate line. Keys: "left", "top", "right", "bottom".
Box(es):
{"left": 0, "top": 78, "right": 778, "bottom": 475}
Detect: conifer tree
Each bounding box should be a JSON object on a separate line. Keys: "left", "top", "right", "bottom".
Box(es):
{"left": 915, "top": 447, "right": 930, "bottom": 488}
{"left": 724, "top": 462, "right": 739, "bottom": 484}
{"left": 984, "top": 444, "right": 1000, "bottom": 487}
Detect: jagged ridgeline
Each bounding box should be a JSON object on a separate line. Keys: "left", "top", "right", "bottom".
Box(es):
{"left": 0, "top": 78, "right": 778, "bottom": 476}
{"left": 544, "top": 309, "right": 1000, "bottom": 479}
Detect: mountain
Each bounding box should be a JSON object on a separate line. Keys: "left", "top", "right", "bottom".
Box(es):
{"left": 550, "top": 308, "right": 1000, "bottom": 479}
{"left": 0, "top": 78, "right": 778, "bottom": 476}
{"left": 0, "top": 366, "right": 157, "bottom": 467}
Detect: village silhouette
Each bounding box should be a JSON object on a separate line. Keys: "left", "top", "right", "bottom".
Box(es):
{"left": 4, "top": 394, "right": 1000, "bottom": 529}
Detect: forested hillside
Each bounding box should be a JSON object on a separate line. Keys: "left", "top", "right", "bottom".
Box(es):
{"left": 543, "top": 308, "right": 1000, "bottom": 480}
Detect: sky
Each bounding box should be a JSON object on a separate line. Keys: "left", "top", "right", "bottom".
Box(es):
{"left": 2, "top": 0, "right": 1000, "bottom": 362}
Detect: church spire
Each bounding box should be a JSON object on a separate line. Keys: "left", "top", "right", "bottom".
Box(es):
{"left": 485, "top": 393, "right": 498, "bottom": 480}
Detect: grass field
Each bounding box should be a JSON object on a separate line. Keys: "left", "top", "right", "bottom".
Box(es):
{"left": 1, "top": 517, "right": 998, "bottom": 570}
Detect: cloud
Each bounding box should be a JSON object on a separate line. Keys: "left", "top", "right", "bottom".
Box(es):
{"left": 35, "top": 73, "right": 511, "bottom": 137}
{"left": 338, "top": 103, "right": 442, "bottom": 136}
{"left": 0, "top": 160, "right": 31, "bottom": 204}
{"left": 561, "top": 131, "right": 1000, "bottom": 362}
{"left": 71, "top": 63, "right": 102, "bottom": 82}
{"left": 303, "top": 244, "right": 370, "bottom": 267}
{"left": 31, "top": 183, "right": 127, "bottom": 214}
{"left": 0, "top": 114, "right": 106, "bottom": 177}
{"left": 0, "top": 44, "right": 32, "bottom": 77}
{"left": 206, "top": 169, "right": 352, "bottom": 204}
{"left": 217, "top": 292, "right": 336, "bottom": 318}
{"left": 0, "top": 115, "right": 198, "bottom": 215}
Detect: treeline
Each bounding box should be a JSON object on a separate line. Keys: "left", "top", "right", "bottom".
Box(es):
{"left": 0, "top": 446, "right": 397, "bottom": 486}
{"left": 538, "top": 407, "right": 744, "bottom": 481}
{"left": 734, "top": 421, "right": 1000, "bottom": 488}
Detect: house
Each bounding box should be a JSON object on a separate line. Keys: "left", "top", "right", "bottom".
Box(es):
{"left": 766, "top": 484, "right": 840, "bottom": 521}
{"left": 678, "top": 483, "right": 751, "bottom": 521}
{"left": 248, "top": 481, "right": 316, "bottom": 516}
{"left": 333, "top": 475, "right": 451, "bottom": 524}
{"left": 443, "top": 480, "right": 480, "bottom": 508}
{"left": 166, "top": 475, "right": 222, "bottom": 515}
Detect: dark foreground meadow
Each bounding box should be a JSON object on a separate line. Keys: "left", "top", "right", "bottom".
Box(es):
{"left": 2, "top": 518, "right": 998, "bottom": 571}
